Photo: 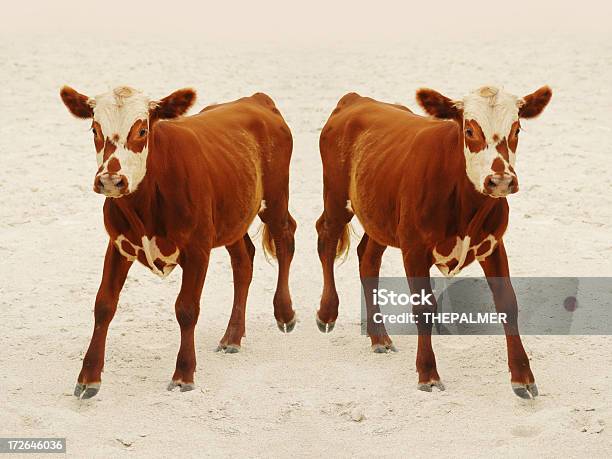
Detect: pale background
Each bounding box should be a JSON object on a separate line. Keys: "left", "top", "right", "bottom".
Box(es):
{"left": 3, "top": 0, "right": 611, "bottom": 39}
{"left": 1, "top": 1, "right": 611, "bottom": 457}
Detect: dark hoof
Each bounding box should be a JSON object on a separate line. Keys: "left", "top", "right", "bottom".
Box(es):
{"left": 74, "top": 382, "right": 100, "bottom": 399}
{"left": 417, "top": 380, "right": 445, "bottom": 392}
{"left": 371, "top": 343, "right": 398, "bottom": 353}
{"left": 216, "top": 344, "right": 241, "bottom": 353}
{"left": 512, "top": 382, "right": 538, "bottom": 399}
{"left": 277, "top": 314, "right": 297, "bottom": 333}
{"left": 316, "top": 313, "right": 335, "bottom": 333}
{"left": 167, "top": 381, "right": 195, "bottom": 392}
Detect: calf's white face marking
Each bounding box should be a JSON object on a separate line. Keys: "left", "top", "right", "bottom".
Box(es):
{"left": 92, "top": 87, "right": 153, "bottom": 196}
{"left": 459, "top": 87, "right": 520, "bottom": 196}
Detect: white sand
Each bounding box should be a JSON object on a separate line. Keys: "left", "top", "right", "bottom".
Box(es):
{"left": 1, "top": 34, "right": 611, "bottom": 457}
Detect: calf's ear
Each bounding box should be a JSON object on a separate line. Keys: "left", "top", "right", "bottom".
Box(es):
{"left": 518, "top": 86, "right": 552, "bottom": 119}
{"left": 416, "top": 88, "right": 463, "bottom": 121}
{"left": 150, "top": 88, "right": 197, "bottom": 119}
{"left": 60, "top": 86, "right": 94, "bottom": 119}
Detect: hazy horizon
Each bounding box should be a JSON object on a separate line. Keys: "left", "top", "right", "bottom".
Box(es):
{"left": 1, "top": 0, "right": 610, "bottom": 42}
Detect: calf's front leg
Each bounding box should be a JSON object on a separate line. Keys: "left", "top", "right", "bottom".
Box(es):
{"left": 217, "top": 234, "right": 254, "bottom": 353}
{"left": 401, "top": 247, "right": 444, "bottom": 392}
{"left": 75, "top": 240, "right": 132, "bottom": 399}
{"left": 168, "top": 248, "right": 209, "bottom": 392}
{"left": 479, "top": 240, "right": 537, "bottom": 399}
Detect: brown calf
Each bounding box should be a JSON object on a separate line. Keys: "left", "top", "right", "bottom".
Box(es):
{"left": 61, "top": 86, "right": 296, "bottom": 398}
{"left": 316, "top": 86, "right": 551, "bottom": 398}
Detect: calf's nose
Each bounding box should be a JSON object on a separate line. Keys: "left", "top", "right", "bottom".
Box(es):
{"left": 94, "top": 173, "right": 128, "bottom": 194}
{"left": 484, "top": 173, "right": 518, "bottom": 195}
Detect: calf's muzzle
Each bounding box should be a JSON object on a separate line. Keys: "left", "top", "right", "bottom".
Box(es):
{"left": 94, "top": 173, "right": 128, "bottom": 196}
{"left": 483, "top": 173, "right": 518, "bottom": 197}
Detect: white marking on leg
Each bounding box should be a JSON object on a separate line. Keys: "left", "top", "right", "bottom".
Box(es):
{"left": 432, "top": 235, "right": 472, "bottom": 277}
{"left": 449, "top": 235, "right": 471, "bottom": 276}
{"left": 114, "top": 234, "right": 137, "bottom": 261}
{"left": 474, "top": 234, "right": 497, "bottom": 261}
{"left": 433, "top": 236, "right": 462, "bottom": 277}
{"left": 140, "top": 236, "right": 162, "bottom": 276}
{"left": 113, "top": 234, "right": 179, "bottom": 278}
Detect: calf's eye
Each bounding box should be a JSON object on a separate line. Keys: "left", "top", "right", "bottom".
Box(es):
{"left": 139, "top": 128, "right": 147, "bottom": 137}
{"left": 465, "top": 128, "right": 474, "bottom": 138}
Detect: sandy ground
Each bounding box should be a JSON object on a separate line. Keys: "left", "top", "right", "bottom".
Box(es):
{"left": 1, "top": 33, "right": 612, "bottom": 457}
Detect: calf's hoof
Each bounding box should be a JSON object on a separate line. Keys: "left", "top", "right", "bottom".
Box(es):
{"left": 216, "top": 343, "right": 241, "bottom": 353}
{"left": 512, "top": 382, "right": 538, "bottom": 399}
{"left": 371, "top": 342, "right": 398, "bottom": 353}
{"left": 417, "top": 380, "right": 445, "bottom": 392}
{"left": 315, "top": 312, "right": 335, "bottom": 333}
{"left": 167, "top": 380, "right": 195, "bottom": 392}
{"left": 277, "top": 313, "right": 297, "bottom": 333}
{"left": 74, "top": 382, "right": 101, "bottom": 400}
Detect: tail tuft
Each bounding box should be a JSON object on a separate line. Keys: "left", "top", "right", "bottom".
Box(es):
{"left": 335, "top": 223, "right": 352, "bottom": 261}
{"left": 261, "top": 223, "right": 277, "bottom": 260}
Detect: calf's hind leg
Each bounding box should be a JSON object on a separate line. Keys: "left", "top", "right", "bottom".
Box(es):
{"left": 259, "top": 200, "right": 297, "bottom": 332}
{"left": 315, "top": 195, "right": 353, "bottom": 332}
{"left": 218, "top": 234, "right": 255, "bottom": 353}
{"left": 357, "top": 233, "right": 396, "bottom": 352}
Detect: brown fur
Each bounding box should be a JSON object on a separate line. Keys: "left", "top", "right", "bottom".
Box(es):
{"left": 509, "top": 121, "right": 520, "bottom": 152}
{"left": 150, "top": 88, "right": 197, "bottom": 120}
{"left": 60, "top": 86, "right": 94, "bottom": 119}
{"left": 92, "top": 121, "right": 104, "bottom": 151}
{"left": 519, "top": 86, "right": 552, "bottom": 119}
{"left": 464, "top": 119, "right": 487, "bottom": 152}
{"left": 102, "top": 139, "right": 116, "bottom": 161}
{"left": 107, "top": 157, "right": 121, "bottom": 174}
{"left": 496, "top": 138, "right": 510, "bottom": 160}
{"left": 126, "top": 119, "right": 148, "bottom": 153}
{"left": 415, "top": 88, "right": 461, "bottom": 121}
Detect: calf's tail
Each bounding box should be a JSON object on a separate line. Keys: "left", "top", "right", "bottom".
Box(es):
{"left": 261, "top": 223, "right": 277, "bottom": 260}
{"left": 335, "top": 223, "right": 352, "bottom": 260}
